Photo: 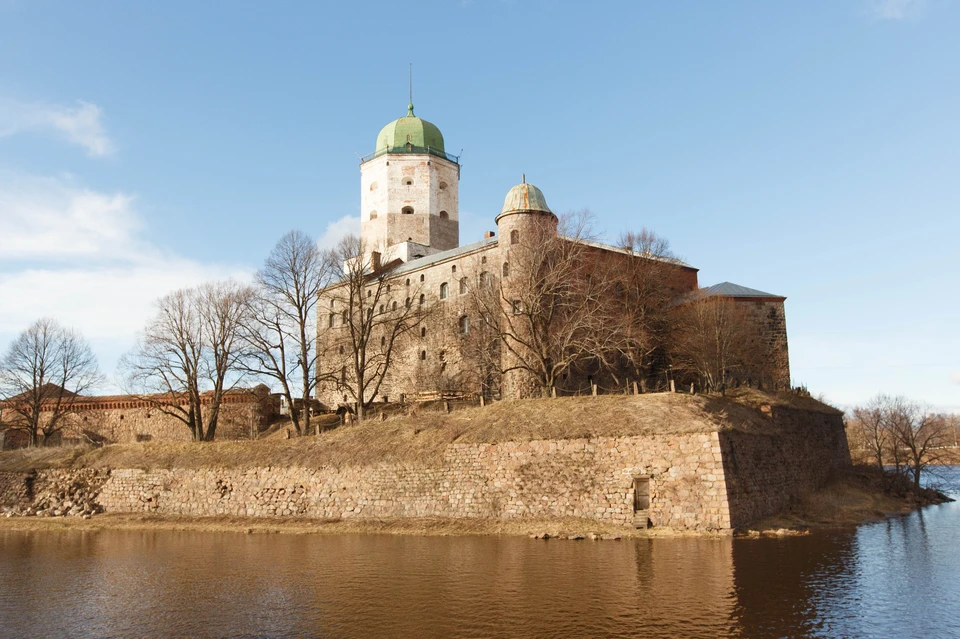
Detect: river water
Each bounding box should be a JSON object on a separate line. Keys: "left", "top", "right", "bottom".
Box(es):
{"left": 1, "top": 468, "right": 959, "bottom": 639}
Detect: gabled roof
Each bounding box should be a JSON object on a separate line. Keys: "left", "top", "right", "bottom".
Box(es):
{"left": 700, "top": 282, "right": 785, "bottom": 300}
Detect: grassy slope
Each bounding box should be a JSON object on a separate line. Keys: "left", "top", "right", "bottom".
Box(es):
{"left": 0, "top": 389, "right": 836, "bottom": 473}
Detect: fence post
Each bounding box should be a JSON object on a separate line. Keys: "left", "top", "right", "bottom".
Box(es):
{"left": 592, "top": 383, "right": 598, "bottom": 396}
{"left": 670, "top": 379, "right": 676, "bottom": 393}
{"left": 633, "top": 381, "right": 639, "bottom": 395}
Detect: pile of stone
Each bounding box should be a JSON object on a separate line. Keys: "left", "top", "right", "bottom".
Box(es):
{"left": 2, "top": 469, "right": 109, "bottom": 519}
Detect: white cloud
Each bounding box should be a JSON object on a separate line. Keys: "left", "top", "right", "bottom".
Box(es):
{"left": 869, "top": 0, "right": 926, "bottom": 20}
{"left": 0, "top": 173, "right": 251, "bottom": 386}
{"left": 951, "top": 372, "right": 960, "bottom": 386}
{"left": 0, "top": 172, "right": 147, "bottom": 261}
{"left": 0, "top": 98, "right": 114, "bottom": 156}
{"left": 317, "top": 214, "right": 360, "bottom": 250}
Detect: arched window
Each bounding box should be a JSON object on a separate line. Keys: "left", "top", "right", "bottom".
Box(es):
{"left": 420, "top": 274, "right": 425, "bottom": 282}
{"left": 406, "top": 278, "right": 410, "bottom": 287}
{"left": 421, "top": 327, "right": 427, "bottom": 338}
{"left": 419, "top": 294, "right": 425, "bottom": 305}
{"left": 480, "top": 272, "right": 494, "bottom": 288}
{"left": 328, "top": 314, "right": 335, "bottom": 328}
{"left": 502, "top": 262, "right": 509, "bottom": 277}
{"left": 481, "top": 256, "right": 487, "bottom": 264}
{"left": 511, "top": 229, "right": 519, "bottom": 245}
{"left": 380, "top": 336, "right": 386, "bottom": 347}
{"left": 366, "top": 289, "right": 371, "bottom": 298}
{"left": 406, "top": 297, "right": 411, "bottom": 308}
{"left": 340, "top": 366, "right": 347, "bottom": 383}
{"left": 369, "top": 210, "right": 378, "bottom": 220}
{"left": 439, "top": 210, "right": 449, "bottom": 220}
{"left": 451, "top": 265, "right": 457, "bottom": 273}
{"left": 439, "top": 282, "right": 448, "bottom": 299}
{"left": 392, "top": 301, "right": 398, "bottom": 311}
{"left": 379, "top": 304, "right": 385, "bottom": 314}
{"left": 330, "top": 300, "right": 335, "bottom": 309}
{"left": 459, "top": 278, "right": 467, "bottom": 294}
{"left": 403, "top": 178, "right": 413, "bottom": 186}
{"left": 459, "top": 315, "right": 470, "bottom": 334}
{"left": 401, "top": 206, "right": 414, "bottom": 215}
{"left": 342, "top": 311, "right": 347, "bottom": 324}
{"left": 512, "top": 300, "right": 522, "bottom": 315}
{"left": 338, "top": 345, "right": 344, "bottom": 355}
{"left": 439, "top": 181, "right": 448, "bottom": 190}
{"left": 419, "top": 350, "right": 427, "bottom": 361}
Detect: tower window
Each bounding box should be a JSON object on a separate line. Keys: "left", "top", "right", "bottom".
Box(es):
{"left": 419, "top": 294, "right": 425, "bottom": 305}
{"left": 328, "top": 314, "right": 335, "bottom": 328}
{"left": 379, "top": 304, "right": 384, "bottom": 314}
{"left": 420, "top": 350, "right": 427, "bottom": 361}
{"left": 439, "top": 181, "right": 448, "bottom": 190}
{"left": 406, "top": 297, "right": 411, "bottom": 308}
{"left": 451, "top": 265, "right": 456, "bottom": 273}
{"left": 459, "top": 315, "right": 470, "bottom": 334}
{"left": 370, "top": 210, "right": 378, "bottom": 220}
{"left": 502, "top": 262, "right": 510, "bottom": 277}
{"left": 481, "top": 256, "right": 487, "bottom": 264}
{"left": 439, "top": 210, "right": 449, "bottom": 220}
{"left": 369, "top": 182, "right": 378, "bottom": 191}
{"left": 511, "top": 230, "right": 519, "bottom": 245}
{"left": 406, "top": 278, "right": 410, "bottom": 286}
{"left": 392, "top": 301, "right": 398, "bottom": 311}
{"left": 421, "top": 327, "right": 427, "bottom": 338}
{"left": 403, "top": 178, "right": 413, "bottom": 186}
{"left": 381, "top": 336, "right": 386, "bottom": 347}
{"left": 459, "top": 278, "right": 467, "bottom": 294}
{"left": 402, "top": 206, "right": 414, "bottom": 215}
{"left": 420, "top": 274, "right": 425, "bottom": 282}
{"left": 440, "top": 282, "right": 448, "bottom": 299}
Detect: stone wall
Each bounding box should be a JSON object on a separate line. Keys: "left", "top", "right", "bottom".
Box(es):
{"left": 59, "top": 402, "right": 267, "bottom": 445}
{"left": 720, "top": 407, "right": 850, "bottom": 528}
{"left": 95, "top": 432, "right": 730, "bottom": 530}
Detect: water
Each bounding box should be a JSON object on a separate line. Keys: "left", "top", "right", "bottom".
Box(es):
{"left": 1, "top": 468, "right": 959, "bottom": 639}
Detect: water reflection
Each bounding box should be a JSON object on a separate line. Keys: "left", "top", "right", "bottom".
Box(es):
{"left": 1, "top": 469, "right": 959, "bottom": 639}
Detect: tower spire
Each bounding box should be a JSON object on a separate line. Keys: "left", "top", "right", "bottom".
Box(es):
{"left": 407, "top": 63, "right": 414, "bottom": 116}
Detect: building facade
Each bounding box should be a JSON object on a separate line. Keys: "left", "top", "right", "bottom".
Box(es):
{"left": 315, "top": 103, "right": 792, "bottom": 409}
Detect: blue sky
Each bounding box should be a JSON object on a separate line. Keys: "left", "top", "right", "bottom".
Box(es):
{"left": 1, "top": 0, "right": 957, "bottom": 410}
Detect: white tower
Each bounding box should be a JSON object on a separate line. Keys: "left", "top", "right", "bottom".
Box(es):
{"left": 359, "top": 102, "right": 459, "bottom": 264}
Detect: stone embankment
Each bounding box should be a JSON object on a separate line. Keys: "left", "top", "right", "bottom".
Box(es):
{"left": 1, "top": 469, "right": 108, "bottom": 519}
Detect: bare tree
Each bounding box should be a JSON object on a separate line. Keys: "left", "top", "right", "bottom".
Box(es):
{"left": 242, "top": 230, "right": 332, "bottom": 436}
{"left": 852, "top": 396, "right": 890, "bottom": 473}
{"left": 669, "top": 293, "right": 771, "bottom": 394}
{"left": 850, "top": 394, "right": 951, "bottom": 489}
{"left": 0, "top": 318, "right": 103, "bottom": 446}
{"left": 121, "top": 281, "right": 252, "bottom": 441}
{"left": 886, "top": 397, "right": 950, "bottom": 489}
{"left": 603, "top": 228, "right": 684, "bottom": 388}
{"left": 468, "top": 211, "right": 620, "bottom": 398}
{"left": 318, "top": 234, "right": 427, "bottom": 420}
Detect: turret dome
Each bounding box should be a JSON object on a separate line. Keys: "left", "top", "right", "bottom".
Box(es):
{"left": 497, "top": 177, "right": 553, "bottom": 221}
{"left": 374, "top": 103, "right": 445, "bottom": 155}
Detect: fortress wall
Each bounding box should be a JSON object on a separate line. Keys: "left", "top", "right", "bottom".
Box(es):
{"left": 719, "top": 408, "right": 851, "bottom": 528}
{"left": 54, "top": 402, "right": 267, "bottom": 445}
{"left": 0, "top": 472, "right": 31, "bottom": 507}
{"left": 95, "top": 433, "right": 731, "bottom": 530}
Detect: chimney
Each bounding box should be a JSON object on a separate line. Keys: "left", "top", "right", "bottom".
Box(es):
{"left": 484, "top": 231, "right": 496, "bottom": 239}
{"left": 371, "top": 251, "right": 382, "bottom": 271}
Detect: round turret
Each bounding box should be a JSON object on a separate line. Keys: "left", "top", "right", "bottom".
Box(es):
{"left": 495, "top": 178, "right": 555, "bottom": 224}
{"left": 375, "top": 103, "right": 445, "bottom": 154}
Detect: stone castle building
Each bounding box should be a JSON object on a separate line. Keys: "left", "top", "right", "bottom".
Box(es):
{"left": 315, "top": 103, "right": 791, "bottom": 409}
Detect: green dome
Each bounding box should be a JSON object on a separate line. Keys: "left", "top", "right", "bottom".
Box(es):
{"left": 498, "top": 178, "right": 553, "bottom": 217}
{"left": 375, "top": 103, "right": 445, "bottom": 154}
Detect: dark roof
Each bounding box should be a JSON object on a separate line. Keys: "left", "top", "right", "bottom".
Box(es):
{"left": 700, "top": 282, "right": 785, "bottom": 300}
{"left": 390, "top": 236, "right": 498, "bottom": 275}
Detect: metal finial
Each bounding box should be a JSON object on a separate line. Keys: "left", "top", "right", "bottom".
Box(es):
{"left": 408, "top": 63, "right": 414, "bottom": 116}
{"left": 522, "top": 173, "right": 525, "bottom": 184}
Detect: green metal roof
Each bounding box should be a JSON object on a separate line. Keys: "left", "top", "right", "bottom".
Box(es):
{"left": 374, "top": 102, "right": 445, "bottom": 155}
{"left": 498, "top": 178, "right": 553, "bottom": 217}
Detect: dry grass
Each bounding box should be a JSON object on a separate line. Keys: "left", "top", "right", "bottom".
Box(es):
{"left": 749, "top": 466, "right": 918, "bottom": 531}
{"left": 0, "top": 391, "right": 834, "bottom": 473}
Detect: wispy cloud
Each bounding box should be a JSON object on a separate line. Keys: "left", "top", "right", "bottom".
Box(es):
{"left": 317, "top": 214, "right": 360, "bottom": 250}
{"left": 951, "top": 372, "right": 960, "bottom": 386}
{"left": 869, "top": 0, "right": 927, "bottom": 20}
{"left": 0, "top": 172, "right": 145, "bottom": 261}
{"left": 0, "top": 98, "right": 114, "bottom": 156}
{"left": 0, "top": 172, "right": 250, "bottom": 386}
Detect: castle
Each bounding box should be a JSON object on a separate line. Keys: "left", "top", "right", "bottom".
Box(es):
{"left": 314, "top": 102, "right": 790, "bottom": 410}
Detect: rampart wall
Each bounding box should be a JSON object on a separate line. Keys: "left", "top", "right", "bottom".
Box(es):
{"left": 1, "top": 408, "right": 851, "bottom": 530}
